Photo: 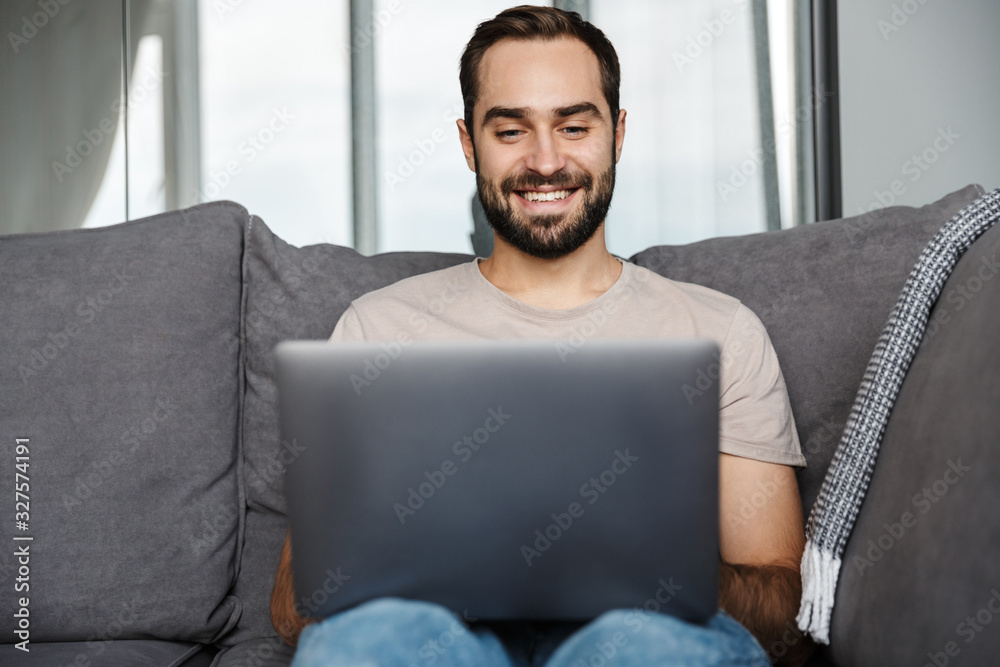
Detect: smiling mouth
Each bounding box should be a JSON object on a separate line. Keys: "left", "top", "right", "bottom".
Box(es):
{"left": 516, "top": 188, "right": 578, "bottom": 203}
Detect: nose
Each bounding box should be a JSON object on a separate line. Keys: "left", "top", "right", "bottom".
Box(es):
{"left": 523, "top": 130, "right": 567, "bottom": 178}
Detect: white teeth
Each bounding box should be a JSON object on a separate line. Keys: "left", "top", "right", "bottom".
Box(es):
{"left": 521, "top": 189, "right": 571, "bottom": 202}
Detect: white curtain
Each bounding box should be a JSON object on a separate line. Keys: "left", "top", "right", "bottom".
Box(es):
{"left": 0, "top": 0, "right": 151, "bottom": 234}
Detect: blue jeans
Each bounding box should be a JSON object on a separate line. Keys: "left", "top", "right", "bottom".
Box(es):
{"left": 291, "top": 598, "right": 771, "bottom": 666}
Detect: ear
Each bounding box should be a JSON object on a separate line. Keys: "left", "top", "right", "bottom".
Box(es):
{"left": 614, "top": 109, "right": 627, "bottom": 163}
{"left": 457, "top": 119, "right": 477, "bottom": 173}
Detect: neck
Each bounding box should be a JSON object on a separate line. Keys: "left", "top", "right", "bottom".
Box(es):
{"left": 477, "top": 225, "right": 622, "bottom": 310}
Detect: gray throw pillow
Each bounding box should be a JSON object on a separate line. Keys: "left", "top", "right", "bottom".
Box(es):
{"left": 629, "top": 185, "right": 984, "bottom": 515}
{"left": 0, "top": 203, "right": 245, "bottom": 645}
{"left": 830, "top": 200, "right": 1000, "bottom": 666}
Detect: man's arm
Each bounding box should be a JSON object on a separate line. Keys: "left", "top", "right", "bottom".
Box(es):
{"left": 718, "top": 453, "right": 814, "bottom": 666}
{"left": 270, "top": 529, "right": 315, "bottom": 646}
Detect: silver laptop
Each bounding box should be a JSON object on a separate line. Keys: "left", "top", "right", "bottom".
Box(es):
{"left": 276, "top": 339, "right": 720, "bottom": 622}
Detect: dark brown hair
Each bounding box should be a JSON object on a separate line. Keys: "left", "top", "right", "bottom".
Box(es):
{"left": 459, "top": 5, "right": 621, "bottom": 140}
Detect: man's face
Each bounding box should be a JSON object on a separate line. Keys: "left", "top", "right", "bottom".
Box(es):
{"left": 459, "top": 37, "right": 625, "bottom": 259}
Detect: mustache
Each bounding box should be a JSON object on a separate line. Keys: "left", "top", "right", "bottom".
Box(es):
{"left": 500, "top": 170, "right": 594, "bottom": 194}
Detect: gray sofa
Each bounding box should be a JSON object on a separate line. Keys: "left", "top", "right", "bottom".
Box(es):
{"left": 2, "top": 184, "right": 997, "bottom": 666}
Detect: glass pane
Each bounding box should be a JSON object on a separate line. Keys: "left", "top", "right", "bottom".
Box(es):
{"left": 82, "top": 113, "right": 128, "bottom": 229}
{"left": 125, "top": 34, "right": 167, "bottom": 221}
{"left": 593, "top": 0, "right": 768, "bottom": 255}
{"left": 375, "top": 0, "right": 516, "bottom": 254}
{"left": 85, "top": 1, "right": 174, "bottom": 228}
{"left": 838, "top": 0, "right": 1000, "bottom": 215}
{"left": 198, "top": 0, "right": 352, "bottom": 247}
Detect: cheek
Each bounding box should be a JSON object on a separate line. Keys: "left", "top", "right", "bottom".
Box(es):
{"left": 478, "top": 147, "right": 524, "bottom": 179}
{"left": 569, "top": 140, "right": 614, "bottom": 170}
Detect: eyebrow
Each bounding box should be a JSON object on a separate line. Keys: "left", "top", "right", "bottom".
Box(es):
{"left": 481, "top": 102, "right": 604, "bottom": 128}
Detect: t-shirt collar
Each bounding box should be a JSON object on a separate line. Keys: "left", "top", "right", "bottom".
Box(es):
{"left": 470, "top": 256, "right": 631, "bottom": 320}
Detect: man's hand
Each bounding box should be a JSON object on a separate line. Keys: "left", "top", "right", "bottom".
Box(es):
{"left": 271, "top": 529, "right": 316, "bottom": 646}
{"left": 718, "top": 453, "right": 813, "bottom": 665}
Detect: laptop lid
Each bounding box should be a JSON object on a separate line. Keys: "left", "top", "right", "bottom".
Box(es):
{"left": 277, "top": 339, "right": 719, "bottom": 622}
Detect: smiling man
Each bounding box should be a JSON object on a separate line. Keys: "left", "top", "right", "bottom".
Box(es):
{"left": 272, "top": 6, "right": 811, "bottom": 666}
{"left": 461, "top": 24, "right": 624, "bottom": 309}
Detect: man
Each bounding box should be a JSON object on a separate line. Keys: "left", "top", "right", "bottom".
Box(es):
{"left": 272, "top": 6, "right": 811, "bottom": 665}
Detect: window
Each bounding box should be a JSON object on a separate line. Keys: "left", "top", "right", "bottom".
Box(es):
{"left": 2, "top": 0, "right": 818, "bottom": 251}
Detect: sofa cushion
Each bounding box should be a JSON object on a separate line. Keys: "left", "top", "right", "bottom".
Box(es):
{"left": 0, "top": 203, "right": 245, "bottom": 645}
{"left": 829, "top": 198, "right": 1000, "bottom": 665}
{"left": 212, "top": 636, "right": 295, "bottom": 666}
{"left": 228, "top": 215, "right": 469, "bottom": 644}
{"left": 0, "top": 639, "right": 217, "bottom": 666}
{"left": 629, "top": 185, "right": 984, "bottom": 515}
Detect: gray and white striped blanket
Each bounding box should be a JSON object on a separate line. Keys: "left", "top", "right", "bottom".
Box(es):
{"left": 796, "top": 189, "right": 1000, "bottom": 644}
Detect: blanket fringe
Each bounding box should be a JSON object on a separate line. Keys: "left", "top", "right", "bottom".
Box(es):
{"left": 796, "top": 541, "right": 840, "bottom": 645}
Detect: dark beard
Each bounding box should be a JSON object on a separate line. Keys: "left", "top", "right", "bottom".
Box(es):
{"left": 476, "top": 162, "right": 616, "bottom": 259}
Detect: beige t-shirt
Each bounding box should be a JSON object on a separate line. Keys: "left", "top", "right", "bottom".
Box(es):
{"left": 330, "top": 258, "right": 806, "bottom": 467}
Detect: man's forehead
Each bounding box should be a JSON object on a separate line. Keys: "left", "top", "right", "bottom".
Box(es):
{"left": 475, "top": 36, "right": 606, "bottom": 119}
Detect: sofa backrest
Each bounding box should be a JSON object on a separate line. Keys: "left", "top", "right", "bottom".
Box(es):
{"left": 629, "top": 184, "right": 984, "bottom": 514}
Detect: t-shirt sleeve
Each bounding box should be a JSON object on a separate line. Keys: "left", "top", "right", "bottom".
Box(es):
{"left": 717, "top": 304, "right": 806, "bottom": 467}
{"left": 329, "top": 304, "right": 367, "bottom": 343}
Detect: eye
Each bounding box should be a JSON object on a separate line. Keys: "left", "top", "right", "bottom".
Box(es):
{"left": 495, "top": 129, "right": 523, "bottom": 140}
{"left": 561, "top": 126, "right": 589, "bottom": 137}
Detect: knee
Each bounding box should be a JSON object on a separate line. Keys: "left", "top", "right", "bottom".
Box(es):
{"left": 546, "top": 609, "right": 652, "bottom": 664}
{"left": 548, "top": 610, "right": 768, "bottom": 666}
{"left": 585, "top": 607, "right": 670, "bottom": 637}
{"left": 328, "top": 597, "right": 461, "bottom": 631}
{"left": 294, "top": 598, "right": 475, "bottom": 667}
